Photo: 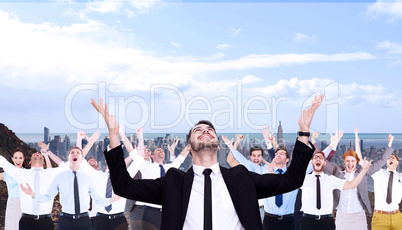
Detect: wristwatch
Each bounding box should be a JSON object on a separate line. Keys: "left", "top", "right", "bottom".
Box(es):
{"left": 297, "top": 131, "right": 310, "bottom": 137}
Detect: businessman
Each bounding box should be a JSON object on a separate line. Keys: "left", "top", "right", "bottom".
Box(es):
{"left": 91, "top": 95, "right": 324, "bottom": 230}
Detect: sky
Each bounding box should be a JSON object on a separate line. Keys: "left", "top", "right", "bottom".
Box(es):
{"left": 1, "top": 0, "right": 402, "bottom": 134}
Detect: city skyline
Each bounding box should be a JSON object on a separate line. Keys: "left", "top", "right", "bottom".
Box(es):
{"left": 1, "top": 1, "right": 402, "bottom": 133}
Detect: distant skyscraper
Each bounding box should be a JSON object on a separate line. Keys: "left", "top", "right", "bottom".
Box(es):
{"left": 65, "top": 134, "right": 71, "bottom": 150}
{"left": 360, "top": 139, "right": 364, "bottom": 153}
{"left": 277, "top": 121, "right": 285, "bottom": 147}
{"left": 350, "top": 140, "right": 355, "bottom": 150}
{"left": 44, "top": 127, "right": 50, "bottom": 144}
{"left": 321, "top": 140, "right": 328, "bottom": 150}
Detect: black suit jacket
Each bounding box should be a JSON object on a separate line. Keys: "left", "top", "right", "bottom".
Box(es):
{"left": 105, "top": 139, "right": 314, "bottom": 230}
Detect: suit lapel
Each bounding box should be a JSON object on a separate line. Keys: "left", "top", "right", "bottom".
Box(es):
{"left": 220, "top": 166, "right": 237, "bottom": 206}
{"left": 181, "top": 167, "right": 194, "bottom": 227}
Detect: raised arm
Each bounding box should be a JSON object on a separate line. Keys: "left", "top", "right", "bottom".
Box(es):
{"left": 297, "top": 95, "right": 324, "bottom": 145}
{"left": 311, "top": 132, "right": 320, "bottom": 146}
{"left": 83, "top": 131, "right": 101, "bottom": 158}
{"left": 41, "top": 149, "right": 52, "bottom": 169}
{"left": 355, "top": 127, "right": 363, "bottom": 164}
{"left": 168, "top": 138, "right": 179, "bottom": 157}
{"left": 222, "top": 135, "right": 239, "bottom": 167}
{"left": 38, "top": 141, "right": 63, "bottom": 166}
{"left": 366, "top": 134, "right": 394, "bottom": 176}
{"left": 233, "top": 134, "right": 244, "bottom": 150}
{"left": 76, "top": 131, "right": 86, "bottom": 149}
{"left": 343, "top": 157, "right": 373, "bottom": 190}
{"left": 91, "top": 98, "right": 119, "bottom": 149}
{"left": 119, "top": 124, "right": 134, "bottom": 153}
{"left": 261, "top": 125, "right": 277, "bottom": 150}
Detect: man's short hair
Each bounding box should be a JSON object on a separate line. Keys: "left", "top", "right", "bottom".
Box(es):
{"left": 249, "top": 146, "right": 263, "bottom": 156}
{"left": 313, "top": 151, "right": 325, "bottom": 159}
{"left": 390, "top": 153, "right": 399, "bottom": 162}
{"left": 275, "top": 146, "right": 290, "bottom": 159}
{"left": 67, "top": 146, "right": 83, "bottom": 156}
{"left": 186, "top": 120, "right": 216, "bottom": 144}
{"left": 152, "top": 147, "right": 163, "bottom": 155}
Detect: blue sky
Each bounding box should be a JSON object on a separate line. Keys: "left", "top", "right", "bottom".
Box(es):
{"left": 1, "top": 0, "right": 402, "bottom": 134}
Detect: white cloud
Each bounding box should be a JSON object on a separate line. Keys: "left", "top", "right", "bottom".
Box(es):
{"left": 376, "top": 40, "right": 402, "bottom": 54}
{"left": 248, "top": 78, "right": 397, "bottom": 107}
{"left": 128, "top": 0, "right": 161, "bottom": 10}
{"left": 0, "top": 9, "right": 378, "bottom": 103}
{"left": 293, "top": 32, "right": 316, "bottom": 43}
{"left": 85, "top": 0, "right": 122, "bottom": 14}
{"left": 216, "top": 44, "right": 231, "bottom": 50}
{"left": 125, "top": 8, "right": 135, "bottom": 18}
{"left": 228, "top": 27, "right": 242, "bottom": 36}
{"left": 170, "top": 41, "right": 180, "bottom": 47}
{"left": 366, "top": 0, "right": 402, "bottom": 21}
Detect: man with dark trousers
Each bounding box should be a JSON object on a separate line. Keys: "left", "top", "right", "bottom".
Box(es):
{"left": 91, "top": 95, "right": 324, "bottom": 230}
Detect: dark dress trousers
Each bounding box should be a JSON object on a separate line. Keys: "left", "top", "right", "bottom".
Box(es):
{"left": 104, "top": 139, "right": 314, "bottom": 230}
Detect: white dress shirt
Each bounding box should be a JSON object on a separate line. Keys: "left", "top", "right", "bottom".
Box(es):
{"left": 336, "top": 170, "right": 364, "bottom": 213}
{"left": 0, "top": 156, "right": 68, "bottom": 215}
{"left": 35, "top": 168, "right": 110, "bottom": 214}
{"left": 183, "top": 163, "right": 245, "bottom": 230}
{"left": 301, "top": 172, "right": 345, "bottom": 215}
{"left": 371, "top": 168, "right": 402, "bottom": 211}
{"left": 80, "top": 160, "right": 126, "bottom": 215}
{"left": 135, "top": 153, "right": 185, "bottom": 209}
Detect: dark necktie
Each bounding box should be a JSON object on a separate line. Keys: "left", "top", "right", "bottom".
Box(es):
{"left": 89, "top": 197, "right": 92, "bottom": 211}
{"left": 73, "top": 171, "right": 80, "bottom": 215}
{"left": 386, "top": 171, "right": 394, "bottom": 204}
{"left": 275, "top": 169, "right": 283, "bottom": 207}
{"left": 203, "top": 168, "right": 213, "bottom": 230}
{"left": 315, "top": 175, "right": 321, "bottom": 210}
{"left": 159, "top": 164, "right": 166, "bottom": 177}
{"left": 105, "top": 173, "right": 112, "bottom": 212}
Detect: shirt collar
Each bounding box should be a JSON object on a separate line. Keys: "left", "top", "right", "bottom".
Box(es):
{"left": 274, "top": 167, "right": 287, "bottom": 173}
{"left": 387, "top": 168, "right": 396, "bottom": 174}
{"left": 193, "top": 163, "right": 220, "bottom": 176}
{"left": 31, "top": 167, "right": 44, "bottom": 171}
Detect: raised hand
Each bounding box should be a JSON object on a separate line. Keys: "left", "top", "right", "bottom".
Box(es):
{"left": 360, "top": 157, "right": 373, "bottom": 172}
{"left": 77, "top": 131, "right": 86, "bottom": 140}
{"left": 91, "top": 98, "right": 119, "bottom": 148}
{"left": 20, "top": 183, "right": 34, "bottom": 197}
{"left": 388, "top": 134, "right": 394, "bottom": 147}
{"left": 86, "top": 131, "right": 101, "bottom": 144}
{"left": 222, "top": 135, "right": 234, "bottom": 150}
{"left": 268, "top": 158, "right": 276, "bottom": 173}
{"left": 233, "top": 134, "right": 244, "bottom": 150}
{"left": 298, "top": 95, "right": 324, "bottom": 132}
{"left": 168, "top": 138, "right": 179, "bottom": 156}
{"left": 91, "top": 98, "right": 118, "bottom": 133}
{"left": 38, "top": 141, "right": 50, "bottom": 151}
{"left": 354, "top": 127, "right": 360, "bottom": 141}
{"left": 311, "top": 132, "right": 320, "bottom": 144}
{"left": 40, "top": 149, "right": 49, "bottom": 157}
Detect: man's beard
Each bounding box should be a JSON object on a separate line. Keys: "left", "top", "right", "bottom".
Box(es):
{"left": 191, "top": 141, "right": 218, "bottom": 152}
{"left": 313, "top": 165, "right": 324, "bottom": 173}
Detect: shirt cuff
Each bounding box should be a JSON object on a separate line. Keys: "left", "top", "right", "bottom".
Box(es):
{"left": 129, "top": 149, "right": 138, "bottom": 159}
{"left": 266, "top": 142, "right": 273, "bottom": 149}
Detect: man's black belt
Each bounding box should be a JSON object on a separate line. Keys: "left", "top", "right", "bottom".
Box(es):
{"left": 60, "top": 212, "right": 89, "bottom": 219}
{"left": 264, "top": 212, "right": 294, "bottom": 220}
{"left": 96, "top": 212, "right": 125, "bottom": 220}
{"left": 22, "top": 213, "right": 51, "bottom": 220}
{"left": 303, "top": 213, "right": 333, "bottom": 220}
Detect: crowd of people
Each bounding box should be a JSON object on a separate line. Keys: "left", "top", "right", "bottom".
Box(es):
{"left": 0, "top": 94, "right": 400, "bottom": 230}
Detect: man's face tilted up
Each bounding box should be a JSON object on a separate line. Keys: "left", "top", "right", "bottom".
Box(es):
{"left": 189, "top": 123, "right": 219, "bottom": 152}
